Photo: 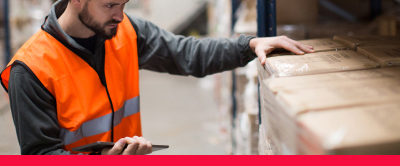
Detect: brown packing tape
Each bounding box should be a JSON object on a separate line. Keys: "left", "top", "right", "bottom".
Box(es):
{"left": 357, "top": 46, "right": 400, "bottom": 67}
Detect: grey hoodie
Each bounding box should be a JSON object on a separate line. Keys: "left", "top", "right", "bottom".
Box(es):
{"left": 7, "top": 0, "right": 257, "bottom": 155}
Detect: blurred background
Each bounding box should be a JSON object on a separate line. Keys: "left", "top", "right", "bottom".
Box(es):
{"left": 1, "top": 0, "right": 400, "bottom": 155}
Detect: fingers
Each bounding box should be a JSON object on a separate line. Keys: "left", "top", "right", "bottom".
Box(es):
{"left": 106, "top": 138, "right": 127, "bottom": 155}
{"left": 276, "top": 39, "right": 305, "bottom": 55}
{"left": 281, "top": 36, "right": 315, "bottom": 54}
{"left": 122, "top": 136, "right": 152, "bottom": 155}
{"left": 255, "top": 49, "right": 267, "bottom": 66}
{"left": 145, "top": 141, "right": 153, "bottom": 154}
{"left": 122, "top": 137, "right": 139, "bottom": 155}
{"left": 134, "top": 136, "right": 152, "bottom": 155}
{"left": 253, "top": 36, "right": 316, "bottom": 66}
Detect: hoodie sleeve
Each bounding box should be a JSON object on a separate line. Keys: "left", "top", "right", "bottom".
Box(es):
{"left": 127, "top": 15, "right": 257, "bottom": 78}
{"left": 8, "top": 64, "right": 76, "bottom": 155}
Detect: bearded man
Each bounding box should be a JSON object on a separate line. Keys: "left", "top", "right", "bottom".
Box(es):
{"left": 1, "top": 0, "right": 314, "bottom": 155}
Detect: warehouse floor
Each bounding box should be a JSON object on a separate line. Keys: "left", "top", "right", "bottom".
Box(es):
{"left": 0, "top": 70, "right": 227, "bottom": 155}
{"left": 140, "top": 70, "right": 226, "bottom": 155}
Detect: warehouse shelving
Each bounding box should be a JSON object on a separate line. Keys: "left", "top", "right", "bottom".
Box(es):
{"left": 228, "top": 0, "right": 396, "bottom": 155}
{"left": 2, "top": 0, "right": 10, "bottom": 68}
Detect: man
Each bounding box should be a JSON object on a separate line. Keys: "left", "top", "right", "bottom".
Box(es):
{"left": 1, "top": 0, "right": 314, "bottom": 155}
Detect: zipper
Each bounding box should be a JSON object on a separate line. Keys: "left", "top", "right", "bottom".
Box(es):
{"left": 93, "top": 44, "right": 115, "bottom": 143}
{"left": 104, "top": 84, "right": 115, "bottom": 142}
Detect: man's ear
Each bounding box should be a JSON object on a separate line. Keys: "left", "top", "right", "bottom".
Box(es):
{"left": 70, "top": 0, "right": 84, "bottom": 9}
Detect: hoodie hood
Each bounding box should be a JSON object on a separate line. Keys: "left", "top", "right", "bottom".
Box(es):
{"left": 42, "top": 0, "right": 105, "bottom": 55}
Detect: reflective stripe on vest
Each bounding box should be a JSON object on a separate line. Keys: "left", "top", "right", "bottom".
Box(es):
{"left": 60, "top": 96, "right": 140, "bottom": 146}
{"left": 0, "top": 14, "right": 142, "bottom": 154}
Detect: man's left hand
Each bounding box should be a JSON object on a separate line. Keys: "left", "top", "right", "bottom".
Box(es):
{"left": 249, "top": 36, "right": 316, "bottom": 66}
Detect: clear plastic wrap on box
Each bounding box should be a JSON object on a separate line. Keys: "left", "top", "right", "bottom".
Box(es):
{"left": 258, "top": 50, "right": 379, "bottom": 80}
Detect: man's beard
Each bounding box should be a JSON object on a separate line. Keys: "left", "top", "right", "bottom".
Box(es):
{"left": 78, "top": 3, "right": 121, "bottom": 40}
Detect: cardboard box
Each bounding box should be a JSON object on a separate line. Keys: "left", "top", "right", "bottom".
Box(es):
{"left": 276, "top": 0, "right": 318, "bottom": 25}
{"left": 270, "top": 38, "right": 349, "bottom": 57}
{"left": 259, "top": 67, "right": 400, "bottom": 154}
{"left": 378, "top": 16, "right": 397, "bottom": 36}
{"left": 277, "top": 25, "right": 307, "bottom": 40}
{"left": 299, "top": 38, "right": 349, "bottom": 52}
{"left": 260, "top": 87, "right": 400, "bottom": 154}
{"left": 267, "top": 67, "right": 400, "bottom": 93}
{"left": 298, "top": 103, "right": 400, "bottom": 155}
{"left": 264, "top": 50, "right": 379, "bottom": 78}
{"left": 273, "top": 75, "right": 400, "bottom": 116}
{"left": 259, "top": 83, "right": 300, "bottom": 155}
{"left": 333, "top": 35, "right": 400, "bottom": 50}
{"left": 357, "top": 46, "right": 400, "bottom": 67}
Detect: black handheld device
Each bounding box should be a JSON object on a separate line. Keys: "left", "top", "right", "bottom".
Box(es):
{"left": 71, "top": 141, "right": 169, "bottom": 153}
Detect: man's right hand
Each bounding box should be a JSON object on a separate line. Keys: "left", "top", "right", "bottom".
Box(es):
{"left": 101, "top": 136, "right": 153, "bottom": 155}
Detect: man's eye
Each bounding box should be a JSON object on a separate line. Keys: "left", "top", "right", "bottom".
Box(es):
{"left": 106, "top": 5, "right": 113, "bottom": 8}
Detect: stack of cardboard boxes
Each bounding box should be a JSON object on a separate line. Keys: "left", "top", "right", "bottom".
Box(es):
{"left": 258, "top": 36, "right": 400, "bottom": 155}
{"left": 211, "top": 0, "right": 400, "bottom": 155}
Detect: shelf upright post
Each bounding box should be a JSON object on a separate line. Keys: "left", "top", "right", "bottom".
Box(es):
{"left": 257, "top": 0, "right": 276, "bottom": 37}
{"left": 257, "top": 0, "right": 276, "bottom": 125}
{"left": 231, "top": 0, "right": 241, "bottom": 127}
{"left": 230, "top": 0, "right": 241, "bottom": 154}
{"left": 371, "top": 0, "right": 381, "bottom": 19}
{"left": 3, "top": 0, "right": 11, "bottom": 68}
{"left": 232, "top": 0, "right": 241, "bottom": 32}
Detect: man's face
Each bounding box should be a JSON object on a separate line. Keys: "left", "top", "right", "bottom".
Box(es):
{"left": 78, "top": 0, "right": 129, "bottom": 40}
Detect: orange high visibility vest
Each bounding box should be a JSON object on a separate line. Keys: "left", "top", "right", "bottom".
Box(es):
{"left": 1, "top": 14, "right": 142, "bottom": 154}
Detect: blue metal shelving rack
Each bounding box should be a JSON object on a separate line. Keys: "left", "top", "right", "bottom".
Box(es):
{"left": 257, "top": 0, "right": 276, "bottom": 38}
{"left": 230, "top": 0, "right": 278, "bottom": 154}
{"left": 3, "top": 0, "right": 11, "bottom": 68}
{"left": 230, "top": 0, "right": 241, "bottom": 153}
{"left": 230, "top": 0, "right": 277, "bottom": 153}
{"left": 231, "top": 0, "right": 241, "bottom": 128}
{"left": 230, "top": 0, "right": 382, "bottom": 155}
{"left": 256, "top": 0, "right": 276, "bottom": 126}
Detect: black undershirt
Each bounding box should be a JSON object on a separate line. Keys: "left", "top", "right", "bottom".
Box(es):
{"left": 70, "top": 35, "right": 98, "bottom": 54}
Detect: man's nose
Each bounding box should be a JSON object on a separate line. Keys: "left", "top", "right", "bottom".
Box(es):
{"left": 113, "top": 10, "right": 124, "bottom": 22}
